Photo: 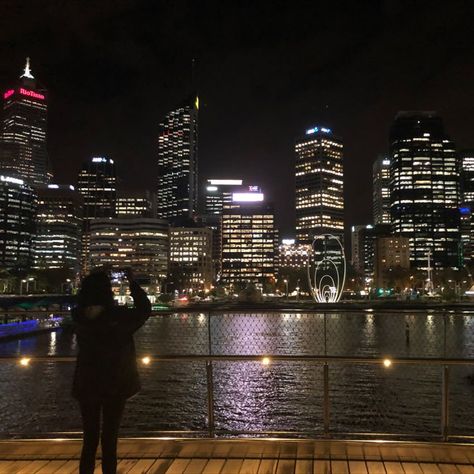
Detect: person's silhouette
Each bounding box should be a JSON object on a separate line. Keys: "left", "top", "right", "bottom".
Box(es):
{"left": 72, "top": 269, "right": 151, "bottom": 474}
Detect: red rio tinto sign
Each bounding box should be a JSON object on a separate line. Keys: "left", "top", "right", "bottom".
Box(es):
{"left": 3, "top": 88, "right": 45, "bottom": 100}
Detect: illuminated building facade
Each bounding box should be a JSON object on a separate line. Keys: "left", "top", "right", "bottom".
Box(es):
{"left": 221, "top": 193, "right": 277, "bottom": 288}
{"left": 0, "top": 175, "right": 37, "bottom": 271}
{"left": 0, "top": 58, "right": 52, "bottom": 186}
{"left": 33, "top": 184, "right": 82, "bottom": 271}
{"left": 460, "top": 150, "right": 474, "bottom": 263}
{"left": 204, "top": 179, "right": 243, "bottom": 215}
{"left": 351, "top": 224, "right": 391, "bottom": 281}
{"left": 169, "top": 226, "right": 213, "bottom": 292}
{"left": 157, "top": 96, "right": 198, "bottom": 222}
{"left": 295, "top": 126, "right": 344, "bottom": 244}
{"left": 374, "top": 236, "right": 411, "bottom": 289}
{"left": 278, "top": 239, "right": 311, "bottom": 269}
{"left": 77, "top": 156, "right": 117, "bottom": 273}
{"left": 389, "top": 112, "right": 460, "bottom": 269}
{"left": 89, "top": 218, "right": 169, "bottom": 283}
{"left": 117, "top": 191, "right": 155, "bottom": 218}
{"left": 373, "top": 155, "right": 391, "bottom": 225}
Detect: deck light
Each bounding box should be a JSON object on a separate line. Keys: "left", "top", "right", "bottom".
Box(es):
{"left": 141, "top": 356, "right": 151, "bottom": 365}
{"left": 262, "top": 357, "right": 271, "bottom": 366}
{"left": 383, "top": 358, "right": 392, "bottom": 368}
{"left": 19, "top": 357, "right": 31, "bottom": 367}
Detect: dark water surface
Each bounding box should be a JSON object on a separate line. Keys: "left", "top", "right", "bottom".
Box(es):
{"left": 0, "top": 310, "right": 473, "bottom": 438}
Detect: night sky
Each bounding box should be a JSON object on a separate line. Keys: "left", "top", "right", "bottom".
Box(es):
{"left": 1, "top": 1, "right": 473, "bottom": 238}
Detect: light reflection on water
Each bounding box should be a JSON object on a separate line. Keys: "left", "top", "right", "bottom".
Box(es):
{"left": 0, "top": 311, "right": 473, "bottom": 438}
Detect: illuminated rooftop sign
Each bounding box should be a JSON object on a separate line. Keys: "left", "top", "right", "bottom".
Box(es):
{"left": 92, "top": 157, "right": 113, "bottom": 164}
{"left": 1, "top": 175, "right": 24, "bottom": 185}
{"left": 232, "top": 192, "right": 264, "bottom": 202}
{"left": 383, "top": 159, "right": 391, "bottom": 165}
{"left": 19, "top": 88, "right": 45, "bottom": 100}
{"left": 208, "top": 179, "right": 243, "bottom": 186}
{"left": 3, "top": 88, "right": 46, "bottom": 100}
{"left": 206, "top": 186, "right": 218, "bottom": 192}
{"left": 306, "top": 126, "right": 331, "bottom": 135}
{"left": 47, "top": 184, "right": 59, "bottom": 189}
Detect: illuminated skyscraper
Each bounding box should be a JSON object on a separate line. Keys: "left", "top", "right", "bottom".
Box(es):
{"left": 0, "top": 58, "right": 52, "bottom": 186}
{"left": 221, "top": 192, "right": 277, "bottom": 288}
{"left": 373, "top": 155, "right": 391, "bottom": 225}
{"left": 169, "top": 226, "right": 213, "bottom": 292}
{"left": 295, "top": 126, "right": 344, "bottom": 244}
{"left": 157, "top": 96, "right": 198, "bottom": 222}
{"left": 77, "top": 156, "right": 117, "bottom": 273}
{"left": 204, "top": 179, "right": 243, "bottom": 215}
{"left": 33, "top": 184, "right": 82, "bottom": 272}
{"left": 459, "top": 150, "right": 474, "bottom": 263}
{"left": 389, "top": 112, "right": 460, "bottom": 269}
{"left": 117, "top": 190, "right": 155, "bottom": 218}
{"left": 0, "top": 175, "right": 37, "bottom": 271}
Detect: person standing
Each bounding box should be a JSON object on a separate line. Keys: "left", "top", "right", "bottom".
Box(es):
{"left": 72, "top": 269, "right": 151, "bottom": 474}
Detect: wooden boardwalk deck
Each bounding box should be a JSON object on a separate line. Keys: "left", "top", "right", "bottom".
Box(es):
{"left": 0, "top": 438, "right": 472, "bottom": 473}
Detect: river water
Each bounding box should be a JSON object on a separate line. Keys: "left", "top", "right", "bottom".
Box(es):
{"left": 0, "top": 310, "right": 473, "bottom": 438}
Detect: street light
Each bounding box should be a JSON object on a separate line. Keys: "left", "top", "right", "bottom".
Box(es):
{"left": 283, "top": 279, "right": 288, "bottom": 297}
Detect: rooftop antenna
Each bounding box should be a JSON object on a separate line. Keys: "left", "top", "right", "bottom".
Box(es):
{"left": 20, "top": 57, "right": 34, "bottom": 79}
{"left": 192, "top": 57, "right": 199, "bottom": 110}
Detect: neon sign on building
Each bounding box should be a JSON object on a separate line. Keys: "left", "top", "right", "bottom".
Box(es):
{"left": 3, "top": 88, "right": 45, "bottom": 100}
{"left": 3, "top": 90, "right": 14, "bottom": 99}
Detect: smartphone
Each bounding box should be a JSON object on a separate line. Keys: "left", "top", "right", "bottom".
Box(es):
{"left": 111, "top": 270, "right": 125, "bottom": 282}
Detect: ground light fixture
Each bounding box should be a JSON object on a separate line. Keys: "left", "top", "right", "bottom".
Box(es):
{"left": 261, "top": 357, "right": 271, "bottom": 366}
{"left": 19, "top": 357, "right": 31, "bottom": 367}
{"left": 141, "top": 356, "right": 151, "bottom": 365}
{"left": 383, "top": 358, "right": 392, "bottom": 368}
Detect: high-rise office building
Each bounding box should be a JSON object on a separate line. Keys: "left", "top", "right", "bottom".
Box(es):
{"left": 295, "top": 126, "right": 344, "bottom": 244}
{"left": 373, "top": 155, "right": 391, "bottom": 225}
{"left": 374, "top": 236, "right": 410, "bottom": 289}
{"left": 33, "top": 184, "right": 82, "bottom": 271}
{"left": 157, "top": 96, "right": 198, "bottom": 222}
{"left": 389, "top": 112, "right": 460, "bottom": 269}
{"left": 460, "top": 150, "right": 474, "bottom": 264}
{"left": 351, "top": 224, "right": 391, "bottom": 281}
{"left": 0, "top": 175, "right": 37, "bottom": 271}
{"left": 204, "top": 179, "right": 243, "bottom": 215}
{"left": 221, "top": 192, "right": 277, "bottom": 288}
{"left": 0, "top": 58, "right": 51, "bottom": 186}
{"left": 278, "top": 239, "right": 311, "bottom": 269}
{"left": 89, "top": 218, "right": 169, "bottom": 284}
{"left": 169, "top": 226, "right": 213, "bottom": 292}
{"left": 77, "top": 156, "right": 117, "bottom": 273}
{"left": 116, "top": 190, "right": 155, "bottom": 218}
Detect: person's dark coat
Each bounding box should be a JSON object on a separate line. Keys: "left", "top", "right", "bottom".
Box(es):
{"left": 72, "top": 281, "right": 151, "bottom": 401}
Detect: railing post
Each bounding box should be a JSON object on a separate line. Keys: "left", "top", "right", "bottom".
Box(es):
{"left": 206, "top": 311, "right": 215, "bottom": 437}
{"left": 441, "top": 365, "right": 449, "bottom": 441}
{"left": 323, "top": 363, "right": 330, "bottom": 437}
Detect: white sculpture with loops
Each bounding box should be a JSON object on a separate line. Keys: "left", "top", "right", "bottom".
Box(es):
{"left": 307, "top": 234, "right": 346, "bottom": 303}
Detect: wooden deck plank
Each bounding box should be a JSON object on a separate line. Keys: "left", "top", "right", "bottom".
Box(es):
{"left": 419, "top": 463, "right": 442, "bottom": 474}
{"left": 257, "top": 459, "right": 278, "bottom": 474}
{"left": 35, "top": 460, "right": 70, "bottom": 473}
{"left": 313, "top": 460, "right": 331, "bottom": 474}
{"left": 126, "top": 458, "right": 157, "bottom": 473}
{"left": 402, "top": 463, "right": 424, "bottom": 474}
{"left": 436, "top": 465, "right": 461, "bottom": 474}
{"left": 201, "top": 459, "right": 225, "bottom": 474}
{"left": 366, "top": 461, "right": 386, "bottom": 474}
{"left": 0, "top": 461, "right": 33, "bottom": 474}
{"left": 15, "top": 460, "right": 51, "bottom": 474}
{"left": 117, "top": 459, "right": 140, "bottom": 472}
{"left": 348, "top": 460, "right": 368, "bottom": 474}
{"left": 147, "top": 458, "right": 174, "bottom": 474}
{"left": 165, "top": 458, "right": 192, "bottom": 474}
{"left": 56, "top": 460, "right": 79, "bottom": 474}
{"left": 294, "top": 459, "right": 313, "bottom": 474}
{"left": 275, "top": 459, "right": 295, "bottom": 474}
{"left": 183, "top": 459, "right": 209, "bottom": 474}
{"left": 240, "top": 458, "right": 261, "bottom": 474}
{"left": 455, "top": 466, "right": 474, "bottom": 474}
{"left": 383, "top": 461, "right": 405, "bottom": 474}
{"left": 220, "top": 459, "right": 244, "bottom": 474}
{"left": 331, "top": 460, "right": 349, "bottom": 474}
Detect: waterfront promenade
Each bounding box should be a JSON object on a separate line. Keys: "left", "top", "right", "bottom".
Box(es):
{"left": 0, "top": 438, "right": 473, "bottom": 473}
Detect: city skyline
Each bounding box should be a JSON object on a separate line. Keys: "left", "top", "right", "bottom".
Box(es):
{"left": 1, "top": 2, "right": 472, "bottom": 237}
